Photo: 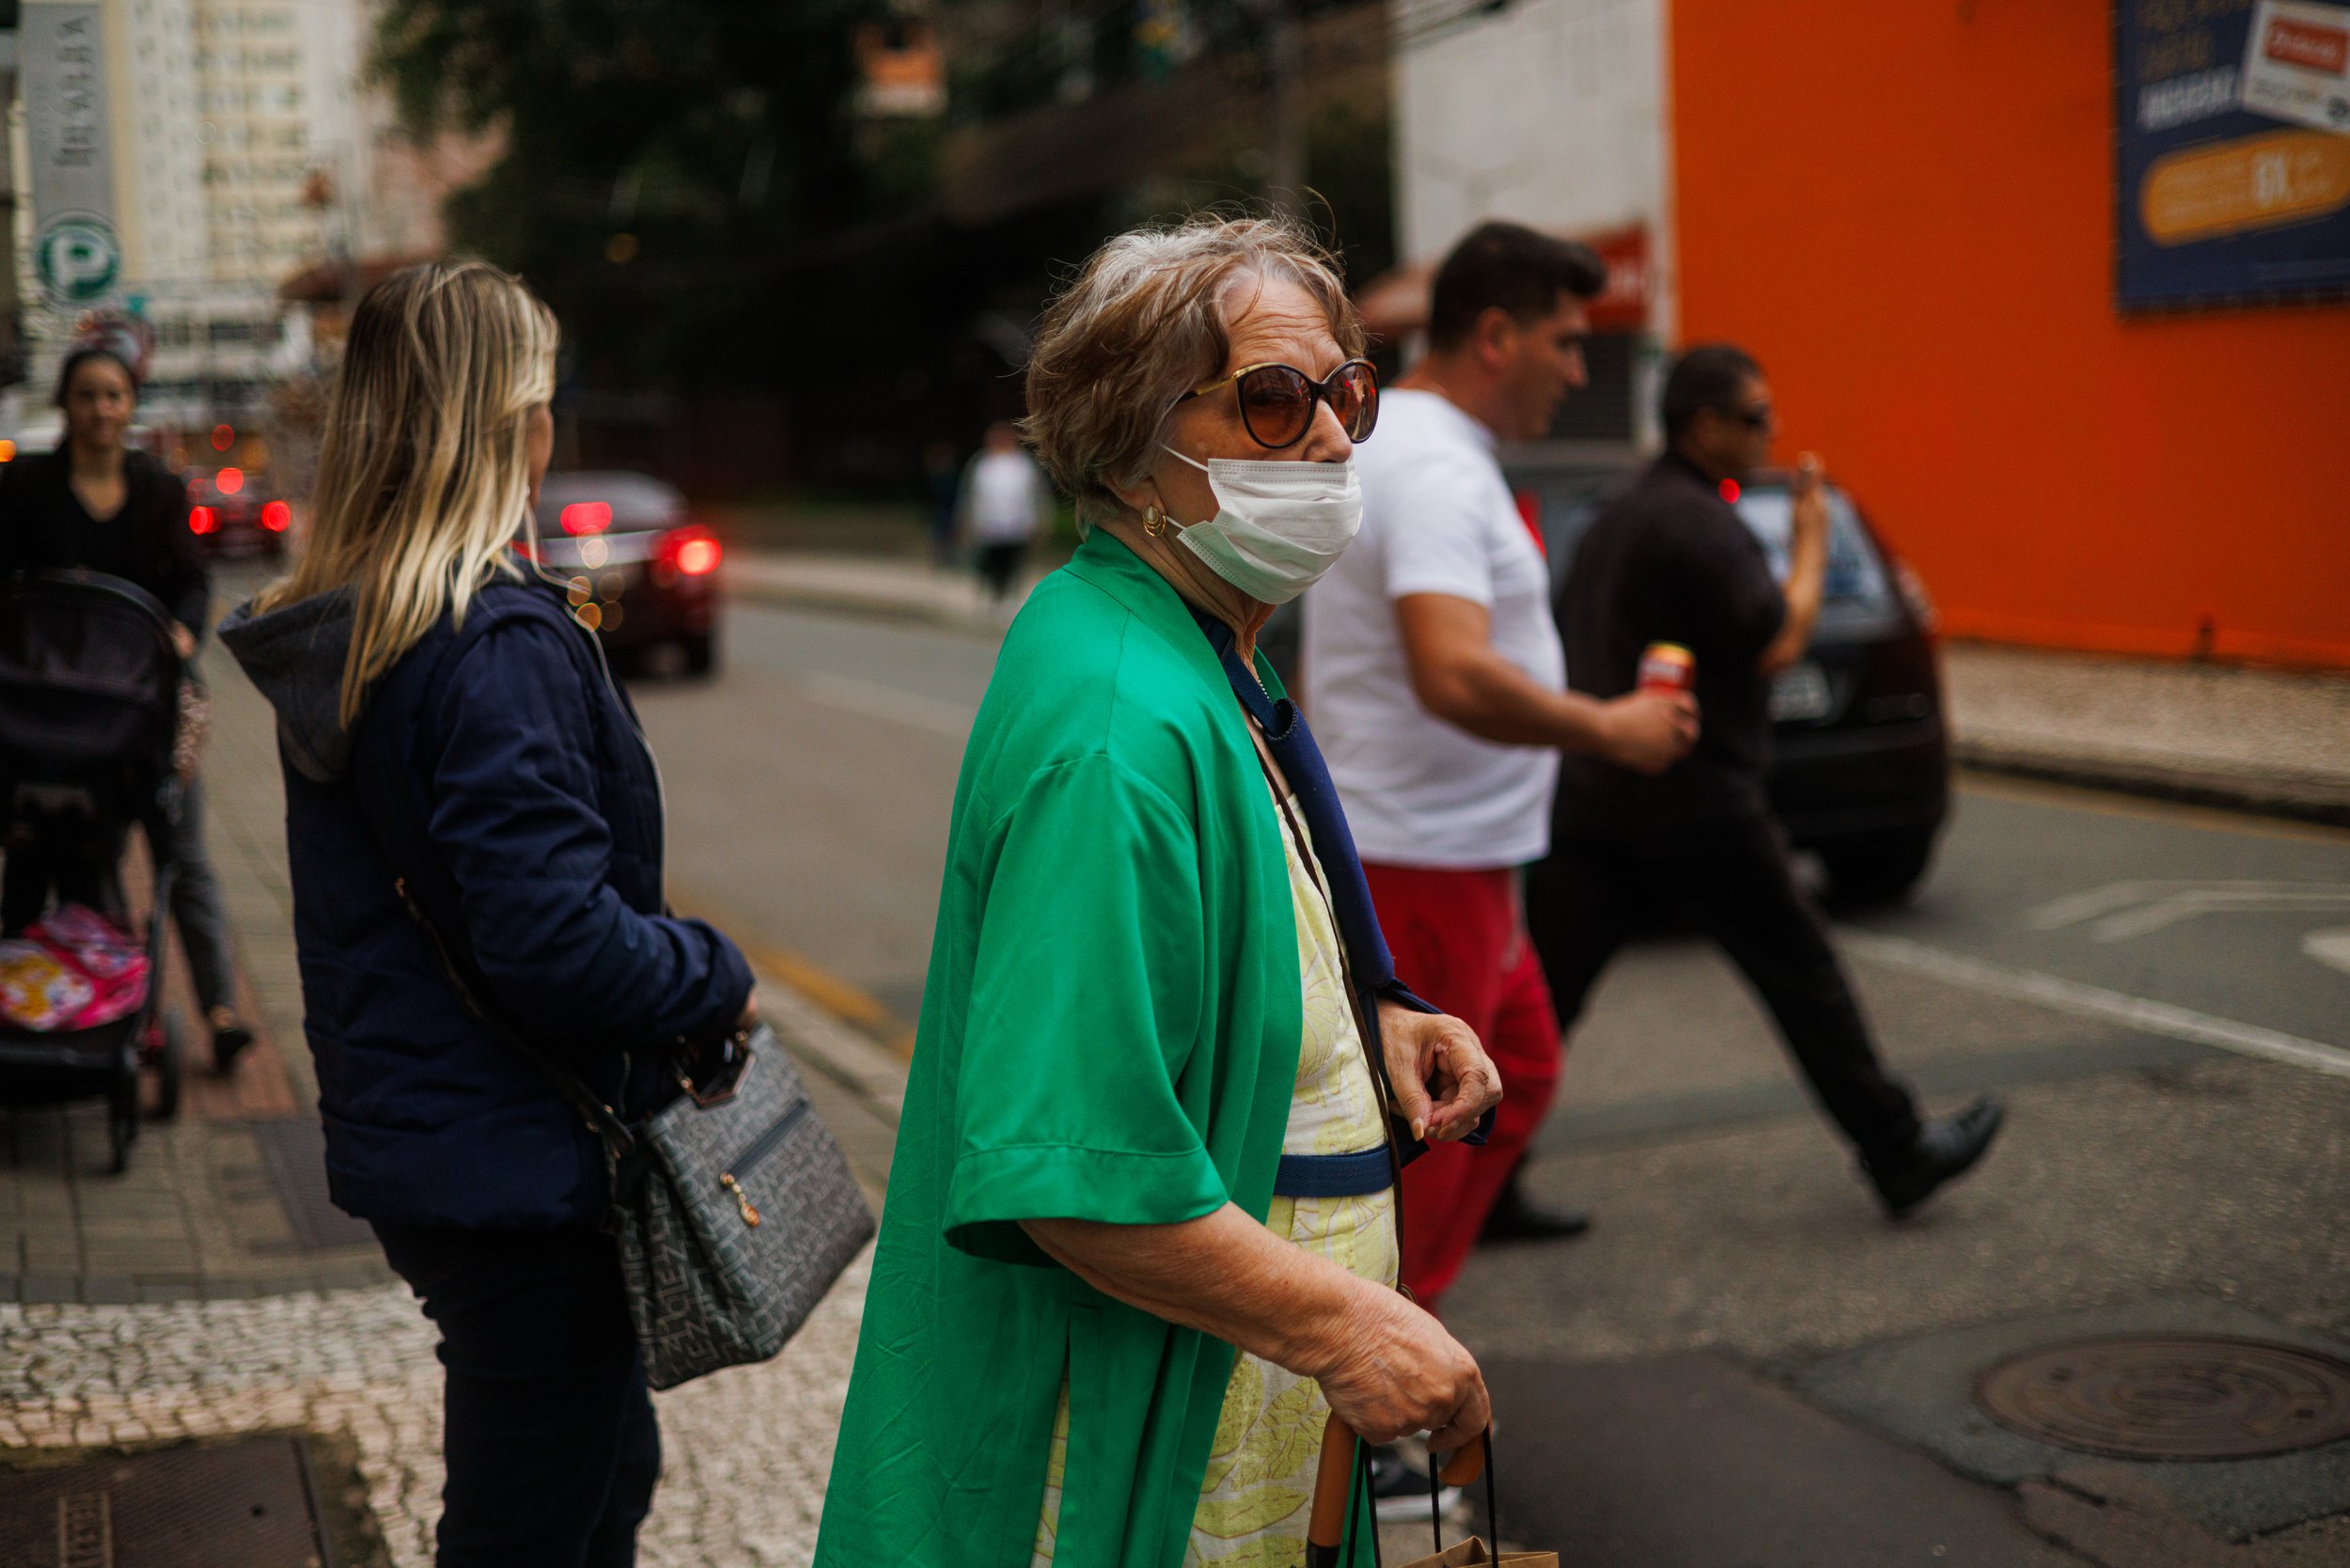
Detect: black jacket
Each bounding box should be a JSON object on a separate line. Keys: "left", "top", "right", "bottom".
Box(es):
{"left": 0, "top": 448, "right": 209, "bottom": 635}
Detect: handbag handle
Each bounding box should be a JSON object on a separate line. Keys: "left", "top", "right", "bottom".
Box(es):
{"left": 1308, "top": 1414, "right": 1499, "bottom": 1566}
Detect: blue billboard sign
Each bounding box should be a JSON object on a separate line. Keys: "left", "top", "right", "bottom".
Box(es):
{"left": 2115, "top": 0, "right": 2350, "bottom": 309}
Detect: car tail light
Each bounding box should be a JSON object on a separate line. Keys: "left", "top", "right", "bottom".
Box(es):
{"left": 1892, "top": 557, "right": 1937, "bottom": 633}
{"left": 656, "top": 525, "right": 721, "bottom": 582}
{"left": 561, "top": 501, "right": 612, "bottom": 535}
{"left": 260, "top": 500, "right": 290, "bottom": 532}
{"left": 189, "top": 506, "right": 218, "bottom": 534}
{"left": 216, "top": 466, "right": 244, "bottom": 495}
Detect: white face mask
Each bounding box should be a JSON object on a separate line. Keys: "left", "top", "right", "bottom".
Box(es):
{"left": 1155, "top": 447, "right": 1362, "bottom": 605}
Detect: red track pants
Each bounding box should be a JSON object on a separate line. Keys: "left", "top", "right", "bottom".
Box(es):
{"left": 1366, "top": 861, "right": 1564, "bottom": 1315}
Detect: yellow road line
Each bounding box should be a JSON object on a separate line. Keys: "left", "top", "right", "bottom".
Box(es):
{"left": 670, "top": 890, "right": 917, "bottom": 1060}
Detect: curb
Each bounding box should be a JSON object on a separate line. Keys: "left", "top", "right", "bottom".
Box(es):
{"left": 1953, "top": 741, "right": 2350, "bottom": 829}
{"left": 723, "top": 567, "right": 1018, "bottom": 641}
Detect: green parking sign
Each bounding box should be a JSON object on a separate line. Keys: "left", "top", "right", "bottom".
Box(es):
{"left": 36, "top": 217, "right": 121, "bottom": 305}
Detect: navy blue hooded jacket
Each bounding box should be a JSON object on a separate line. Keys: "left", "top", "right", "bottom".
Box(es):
{"left": 222, "top": 577, "right": 752, "bottom": 1229}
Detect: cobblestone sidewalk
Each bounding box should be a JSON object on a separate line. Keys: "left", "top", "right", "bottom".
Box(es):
{"left": 0, "top": 1250, "right": 873, "bottom": 1567}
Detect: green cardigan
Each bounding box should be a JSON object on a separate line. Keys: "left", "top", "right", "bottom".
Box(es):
{"left": 813, "top": 529, "right": 1315, "bottom": 1568}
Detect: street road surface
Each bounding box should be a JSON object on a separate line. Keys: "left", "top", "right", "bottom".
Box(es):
{"left": 635, "top": 597, "right": 2350, "bottom": 1566}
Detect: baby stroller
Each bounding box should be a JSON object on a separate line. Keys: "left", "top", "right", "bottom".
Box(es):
{"left": 0, "top": 569, "right": 189, "bottom": 1171}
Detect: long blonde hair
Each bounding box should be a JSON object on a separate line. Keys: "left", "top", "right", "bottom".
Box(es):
{"left": 258, "top": 260, "right": 559, "bottom": 724}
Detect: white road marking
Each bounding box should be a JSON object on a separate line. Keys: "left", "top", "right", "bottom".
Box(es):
{"left": 2027, "top": 879, "right": 2350, "bottom": 941}
{"left": 793, "top": 673, "right": 976, "bottom": 740}
{"left": 1840, "top": 931, "right": 2350, "bottom": 1080}
{"left": 2304, "top": 927, "right": 2350, "bottom": 979}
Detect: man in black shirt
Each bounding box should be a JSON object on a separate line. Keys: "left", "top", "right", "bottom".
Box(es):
{"left": 1527, "top": 344, "right": 2001, "bottom": 1217}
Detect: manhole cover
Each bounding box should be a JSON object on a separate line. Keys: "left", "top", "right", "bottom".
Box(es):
{"left": 1976, "top": 1334, "right": 2350, "bottom": 1461}
{"left": 0, "top": 1435, "right": 333, "bottom": 1566}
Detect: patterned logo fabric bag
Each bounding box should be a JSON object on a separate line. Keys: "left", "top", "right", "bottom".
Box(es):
{"left": 610, "top": 1021, "right": 876, "bottom": 1389}
{"left": 390, "top": 877, "right": 874, "bottom": 1390}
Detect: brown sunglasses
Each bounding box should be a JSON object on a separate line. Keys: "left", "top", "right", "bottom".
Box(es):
{"left": 1175, "top": 359, "right": 1380, "bottom": 449}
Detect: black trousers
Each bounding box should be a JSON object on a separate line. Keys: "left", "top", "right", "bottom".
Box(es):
{"left": 373, "top": 1223, "right": 661, "bottom": 1568}
{"left": 1525, "top": 811, "right": 1921, "bottom": 1164}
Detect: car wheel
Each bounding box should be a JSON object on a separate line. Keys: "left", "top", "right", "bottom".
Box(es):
{"left": 682, "top": 635, "right": 717, "bottom": 677}
{"left": 1820, "top": 828, "right": 1938, "bottom": 906}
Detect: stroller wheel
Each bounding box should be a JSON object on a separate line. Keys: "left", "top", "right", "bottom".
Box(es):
{"left": 149, "top": 1011, "right": 188, "bottom": 1121}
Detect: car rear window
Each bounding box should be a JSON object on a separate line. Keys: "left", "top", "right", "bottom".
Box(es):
{"left": 1732, "top": 487, "right": 1901, "bottom": 636}
{"left": 535, "top": 472, "right": 684, "bottom": 533}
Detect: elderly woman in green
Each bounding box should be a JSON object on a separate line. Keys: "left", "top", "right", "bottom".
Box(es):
{"left": 814, "top": 215, "right": 1503, "bottom": 1568}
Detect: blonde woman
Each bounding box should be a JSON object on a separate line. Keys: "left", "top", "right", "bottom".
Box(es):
{"left": 223, "top": 262, "right": 756, "bottom": 1568}
{"left": 816, "top": 214, "right": 1501, "bottom": 1568}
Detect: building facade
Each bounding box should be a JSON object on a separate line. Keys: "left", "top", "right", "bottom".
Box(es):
{"left": 1392, "top": 0, "right": 2350, "bottom": 667}
{"left": 11, "top": 0, "right": 378, "bottom": 434}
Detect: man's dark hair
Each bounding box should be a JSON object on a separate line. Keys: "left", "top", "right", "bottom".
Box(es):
{"left": 1661, "top": 343, "right": 1762, "bottom": 442}
{"left": 53, "top": 345, "right": 139, "bottom": 408}
{"left": 1426, "top": 221, "right": 1606, "bottom": 352}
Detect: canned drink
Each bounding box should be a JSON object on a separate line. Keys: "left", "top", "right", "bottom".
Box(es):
{"left": 1637, "top": 641, "right": 1696, "bottom": 695}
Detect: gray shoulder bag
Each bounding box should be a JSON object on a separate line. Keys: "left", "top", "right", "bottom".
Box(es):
{"left": 390, "top": 875, "right": 876, "bottom": 1390}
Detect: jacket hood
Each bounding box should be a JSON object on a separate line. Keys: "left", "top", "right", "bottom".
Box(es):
{"left": 219, "top": 589, "right": 360, "bottom": 782}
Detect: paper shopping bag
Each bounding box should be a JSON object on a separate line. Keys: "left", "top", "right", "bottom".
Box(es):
{"left": 1306, "top": 1415, "right": 1559, "bottom": 1568}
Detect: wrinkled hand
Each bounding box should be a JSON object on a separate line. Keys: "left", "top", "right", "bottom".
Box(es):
{"left": 1598, "top": 689, "right": 1699, "bottom": 775}
{"left": 1310, "top": 1283, "right": 1490, "bottom": 1450}
{"left": 1377, "top": 1000, "right": 1500, "bottom": 1144}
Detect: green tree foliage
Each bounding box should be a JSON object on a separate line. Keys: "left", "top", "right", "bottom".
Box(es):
{"left": 374, "top": 0, "right": 892, "bottom": 389}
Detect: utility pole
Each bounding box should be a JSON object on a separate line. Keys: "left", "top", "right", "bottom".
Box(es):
{"left": 1264, "top": 0, "right": 1303, "bottom": 218}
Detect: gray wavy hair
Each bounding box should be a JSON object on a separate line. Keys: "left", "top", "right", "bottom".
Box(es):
{"left": 1025, "top": 213, "right": 1364, "bottom": 528}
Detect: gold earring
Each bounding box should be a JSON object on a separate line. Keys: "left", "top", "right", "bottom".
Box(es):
{"left": 1142, "top": 505, "right": 1166, "bottom": 538}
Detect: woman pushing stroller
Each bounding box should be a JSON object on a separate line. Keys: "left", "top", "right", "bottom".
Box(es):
{"left": 0, "top": 342, "right": 254, "bottom": 1071}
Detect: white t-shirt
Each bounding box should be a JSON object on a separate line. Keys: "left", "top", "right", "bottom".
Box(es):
{"left": 964, "top": 450, "right": 1047, "bottom": 543}
{"left": 1301, "top": 389, "right": 1567, "bottom": 869}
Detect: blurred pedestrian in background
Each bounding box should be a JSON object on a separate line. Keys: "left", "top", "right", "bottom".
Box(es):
{"left": 816, "top": 214, "right": 1502, "bottom": 1568}
{"left": 1302, "top": 220, "right": 1696, "bottom": 1514}
{"left": 223, "top": 261, "right": 759, "bottom": 1568}
{"left": 1528, "top": 343, "right": 2002, "bottom": 1219}
{"left": 956, "top": 419, "right": 1053, "bottom": 618}
{"left": 920, "top": 438, "right": 962, "bottom": 568}
{"left": 0, "top": 343, "right": 256, "bottom": 1072}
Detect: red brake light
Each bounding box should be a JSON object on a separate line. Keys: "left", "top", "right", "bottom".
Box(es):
{"left": 217, "top": 466, "right": 244, "bottom": 495}
{"left": 189, "top": 506, "right": 218, "bottom": 535}
{"left": 1718, "top": 478, "right": 1741, "bottom": 503}
{"left": 561, "top": 501, "right": 612, "bottom": 535}
{"left": 260, "top": 499, "right": 290, "bottom": 532}
{"left": 211, "top": 424, "right": 234, "bottom": 452}
{"left": 657, "top": 524, "right": 721, "bottom": 579}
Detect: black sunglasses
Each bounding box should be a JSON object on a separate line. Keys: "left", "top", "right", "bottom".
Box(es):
{"left": 1174, "top": 359, "right": 1380, "bottom": 449}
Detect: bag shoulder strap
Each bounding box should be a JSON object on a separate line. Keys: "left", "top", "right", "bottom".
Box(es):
{"left": 385, "top": 873, "right": 635, "bottom": 1159}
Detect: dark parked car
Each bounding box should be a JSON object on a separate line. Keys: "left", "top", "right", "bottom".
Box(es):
{"left": 1516, "top": 460, "right": 1950, "bottom": 901}
{"left": 184, "top": 464, "right": 290, "bottom": 560}
{"left": 528, "top": 471, "right": 723, "bottom": 675}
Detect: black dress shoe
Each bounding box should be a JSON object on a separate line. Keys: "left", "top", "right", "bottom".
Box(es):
{"left": 1866, "top": 1096, "right": 2004, "bottom": 1218}
{"left": 1479, "top": 1174, "right": 1593, "bottom": 1243}
{"left": 211, "top": 1013, "right": 254, "bottom": 1074}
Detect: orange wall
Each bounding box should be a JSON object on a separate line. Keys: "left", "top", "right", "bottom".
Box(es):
{"left": 1669, "top": 1, "right": 2350, "bottom": 667}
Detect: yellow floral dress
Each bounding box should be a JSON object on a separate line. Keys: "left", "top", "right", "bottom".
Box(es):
{"left": 1032, "top": 786, "right": 1397, "bottom": 1568}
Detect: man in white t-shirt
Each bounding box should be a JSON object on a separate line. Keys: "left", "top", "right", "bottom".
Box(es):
{"left": 1304, "top": 222, "right": 1697, "bottom": 1320}
{"left": 958, "top": 422, "right": 1053, "bottom": 616}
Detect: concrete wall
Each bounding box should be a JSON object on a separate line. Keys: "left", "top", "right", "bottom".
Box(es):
{"left": 1671, "top": 0, "right": 2350, "bottom": 668}
{"left": 1395, "top": 0, "right": 1669, "bottom": 325}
